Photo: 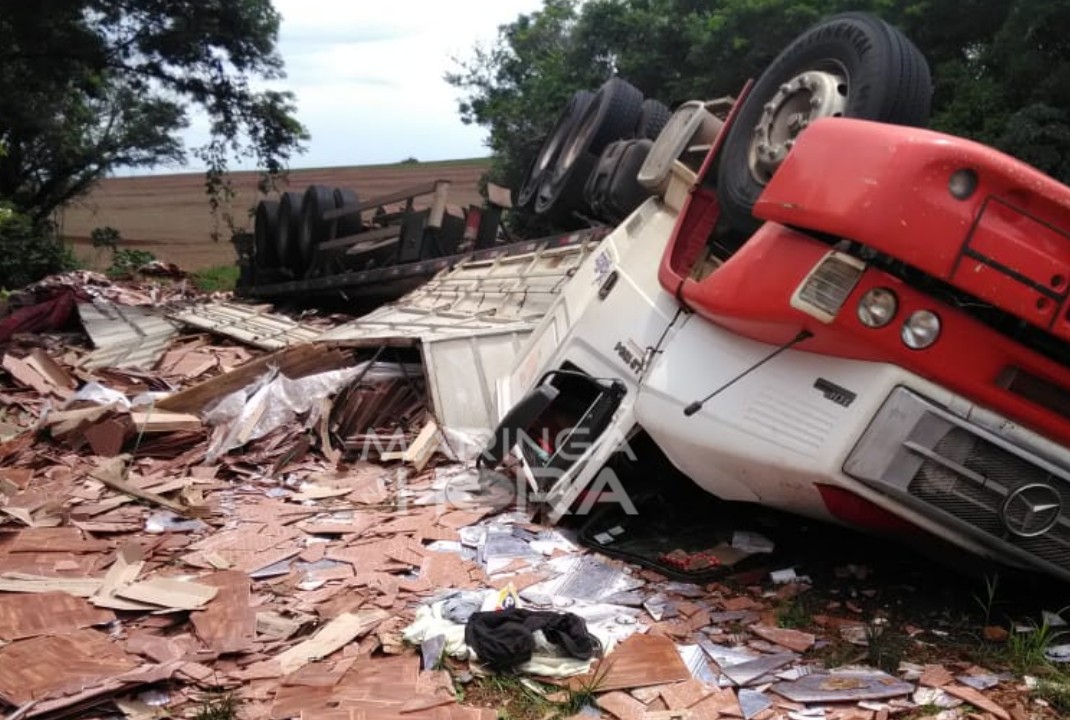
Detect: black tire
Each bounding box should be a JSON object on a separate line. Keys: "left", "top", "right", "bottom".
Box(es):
{"left": 253, "top": 200, "right": 279, "bottom": 269}
{"left": 603, "top": 139, "right": 654, "bottom": 224}
{"left": 537, "top": 77, "right": 643, "bottom": 221}
{"left": 276, "top": 191, "right": 303, "bottom": 271}
{"left": 716, "top": 12, "right": 932, "bottom": 233}
{"left": 559, "top": 77, "right": 644, "bottom": 162}
{"left": 298, "top": 184, "right": 334, "bottom": 268}
{"left": 332, "top": 187, "right": 362, "bottom": 238}
{"left": 634, "top": 99, "right": 672, "bottom": 140}
{"left": 584, "top": 140, "right": 629, "bottom": 220}
{"left": 517, "top": 90, "right": 594, "bottom": 209}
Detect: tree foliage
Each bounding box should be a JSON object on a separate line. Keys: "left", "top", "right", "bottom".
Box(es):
{"left": 449, "top": 0, "right": 1070, "bottom": 193}
{"left": 0, "top": 0, "right": 307, "bottom": 226}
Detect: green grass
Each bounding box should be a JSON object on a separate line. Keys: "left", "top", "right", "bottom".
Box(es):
{"left": 1035, "top": 672, "right": 1070, "bottom": 714}
{"left": 192, "top": 264, "right": 240, "bottom": 293}
{"left": 458, "top": 662, "right": 610, "bottom": 720}
{"left": 776, "top": 598, "right": 813, "bottom": 629}
{"left": 864, "top": 621, "right": 907, "bottom": 673}
{"left": 1005, "top": 619, "right": 1066, "bottom": 675}
{"left": 972, "top": 573, "right": 1003, "bottom": 626}
{"left": 192, "top": 691, "right": 238, "bottom": 720}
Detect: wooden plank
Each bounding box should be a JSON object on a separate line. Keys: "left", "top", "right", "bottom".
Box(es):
{"left": 129, "top": 410, "right": 202, "bottom": 433}
{"left": 0, "top": 591, "right": 115, "bottom": 641}
{"left": 115, "top": 577, "right": 218, "bottom": 611}
{"left": 317, "top": 225, "right": 401, "bottom": 253}
{"left": 5, "top": 527, "right": 111, "bottom": 554}
{"left": 156, "top": 343, "right": 352, "bottom": 414}
{"left": 428, "top": 180, "right": 451, "bottom": 229}
{"left": 191, "top": 570, "right": 256, "bottom": 653}
{"left": 256, "top": 611, "right": 307, "bottom": 641}
{"left": 273, "top": 609, "right": 389, "bottom": 674}
{"left": 92, "top": 543, "right": 154, "bottom": 611}
{"left": 2, "top": 354, "right": 51, "bottom": 396}
{"left": 0, "top": 629, "right": 138, "bottom": 706}
{"left": 321, "top": 181, "right": 438, "bottom": 221}
{"left": 402, "top": 419, "right": 440, "bottom": 472}
{"left": 0, "top": 574, "right": 103, "bottom": 597}
{"left": 90, "top": 458, "right": 199, "bottom": 517}
{"left": 25, "top": 349, "right": 76, "bottom": 392}
{"left": 46, "top": 405, "right": 116, "bottom": 439}
{"left": 487, "top": 183, "right": 512, "bottom": 209}
{"left": 573, "top": 633, "right": 692, "bottom": 693}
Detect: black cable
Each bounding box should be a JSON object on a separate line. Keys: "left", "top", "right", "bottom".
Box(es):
{"left": 683, "top": 329, "right": 813, "bottom": 417}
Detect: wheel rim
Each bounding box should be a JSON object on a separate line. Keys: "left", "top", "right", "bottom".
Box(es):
{"left": 557, "top": 99, "right": 601, "bottom": 182}
{"left": 535, "top": 115, "right": 570, "bottom": 175}
{"left": 747, "top": 66, "right": 848, "bottom": 184}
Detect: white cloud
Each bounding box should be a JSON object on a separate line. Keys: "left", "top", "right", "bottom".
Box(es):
{"left": 172, "top": 0, "right": 545, "bottom": 172}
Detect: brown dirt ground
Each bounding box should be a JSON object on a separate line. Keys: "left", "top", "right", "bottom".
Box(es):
{"left": 60, "top": 159, "right": 491, "bottom": 271}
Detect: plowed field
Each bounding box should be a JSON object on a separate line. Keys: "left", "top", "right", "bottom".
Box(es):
{"left": 62, "top": 159, "right": 491, "bottom": 270}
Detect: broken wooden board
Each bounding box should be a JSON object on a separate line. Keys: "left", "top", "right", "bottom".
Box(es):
{"left": 90, "top": 458, "right": 200, "bottom": 517}
{"left": 256, "top": 611, "right": 309, "bottom": 642}
{"left": 3, "top": 527, "right": 111, "bottom": 554}
{"left": 3, "top": 351, "right": 74, "bottom": 398}
{"left": 130, "top": 410, "right": 202, "bottom": 433}
{"left": 274, "top": 609, "right": 389, "bottom": 674}
{"left": 115, "top": 577, "right": 219, "bottom": 611}
{"left": 156, "top": 343, "right": 353, "bottom": 414}
{"left": 191, "top": 571, "right": 256, "bottom": 653}
{"left": 92, "top": 544, "right": 152, "bottom": 611}
{"left": 0, "top": 628, "right": 140, "bottom": 706}
{"left": 25, "top": 349, "right": 77, "bottom": 393}
{"left": 0, "top": 591, "right": 116, "bottom": 640}
{"left": 46, "top": 405, "right": 118, "bottom": 441}
{"left": 0, "top": 574, "right": 103, "bottom": 597}
{"left": 577, "top": 633, "right": 692, "bottom": 692}
{"left": 380, "top": 415, "right": 438, "bottom": 470}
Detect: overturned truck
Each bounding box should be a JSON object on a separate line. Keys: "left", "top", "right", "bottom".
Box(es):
{"left": 484, "top": 12, "right": 1070, "bottom": 585}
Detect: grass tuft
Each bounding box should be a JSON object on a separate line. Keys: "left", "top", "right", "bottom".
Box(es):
{"left": 192, "top": 691, "right": 238, "bottom": 720}
{"left": 864, "top": 620, "right": 906, "bottom": 673}
{"left": 1005, "top": 619, "right": 1065, "bottom": 675}
{"left": 457, "top": 660, "right": 610, "bottom": 719}
{"left": 776, "top": 598, "right": 812, "bottom": 629}
{"left": 192, "top": 264, "right": 240, "bottom": 293}
{"left": 1035, "top": 673, "right": 1070, "bottom": 714}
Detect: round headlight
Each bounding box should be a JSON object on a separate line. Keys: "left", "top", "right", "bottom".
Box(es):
{"left": 948, "top": 168, "right": 978, "bottom": 200}
{"left": 902, "top": 310, "right": 941, "bottom": 349}
{"left": 857, "top": 287, "right": 898, "bottom": 328}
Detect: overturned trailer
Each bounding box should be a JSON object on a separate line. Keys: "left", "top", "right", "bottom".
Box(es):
{"left": 235, "top": 74, "right": 677, "bottom": 309}
{"left": 483, "top": 12, "right": 1070, "bottom": 585}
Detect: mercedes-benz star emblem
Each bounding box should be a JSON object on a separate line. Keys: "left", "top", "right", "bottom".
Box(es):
{"left": 1000, "top": 483, "right": 1063, "bottom": 538}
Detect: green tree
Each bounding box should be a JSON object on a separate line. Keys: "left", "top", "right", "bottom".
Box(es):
{"left": 449, "top": 0, "right": 1070, "bottom": 210}
{"left": 446, "top": 0, "right": 610, "bottom": 198}
{"left": 0, "top": 0, "right": 308, "bottom": 225}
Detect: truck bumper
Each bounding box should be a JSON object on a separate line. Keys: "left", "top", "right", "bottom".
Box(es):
{"left": 635, "top": 314, "right": 1070, "bottom": 581}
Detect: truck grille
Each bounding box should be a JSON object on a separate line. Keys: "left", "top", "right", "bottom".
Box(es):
{"left": 909, "top": 429, "right": 1070, "bottom": 569}
{"left": 844, "top": 387, "right": 1070, "bottom": 580}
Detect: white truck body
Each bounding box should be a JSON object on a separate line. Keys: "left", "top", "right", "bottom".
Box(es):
{"left": 502, "top": 185, "right": 1070, "bottom": 580}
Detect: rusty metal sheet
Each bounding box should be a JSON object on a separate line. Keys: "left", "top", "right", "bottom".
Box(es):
{"left": 78, "top": 300, "right": 180, "bottom": 370}
{"left": 168, "top": 302, "right": 321, "bottom": 350}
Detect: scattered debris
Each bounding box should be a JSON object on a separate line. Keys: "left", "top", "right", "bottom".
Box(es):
{"left": 0, "top": 269, "right": 1043, "bottom": 720}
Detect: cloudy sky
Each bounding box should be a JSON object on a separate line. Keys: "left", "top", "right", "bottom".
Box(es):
{"left": 178, "top": 0, "right": 544, "bottom": 171}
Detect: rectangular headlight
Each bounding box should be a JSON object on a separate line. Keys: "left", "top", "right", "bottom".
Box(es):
{"left": 790, "top": 251, "right": 865, "bottom": 323}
